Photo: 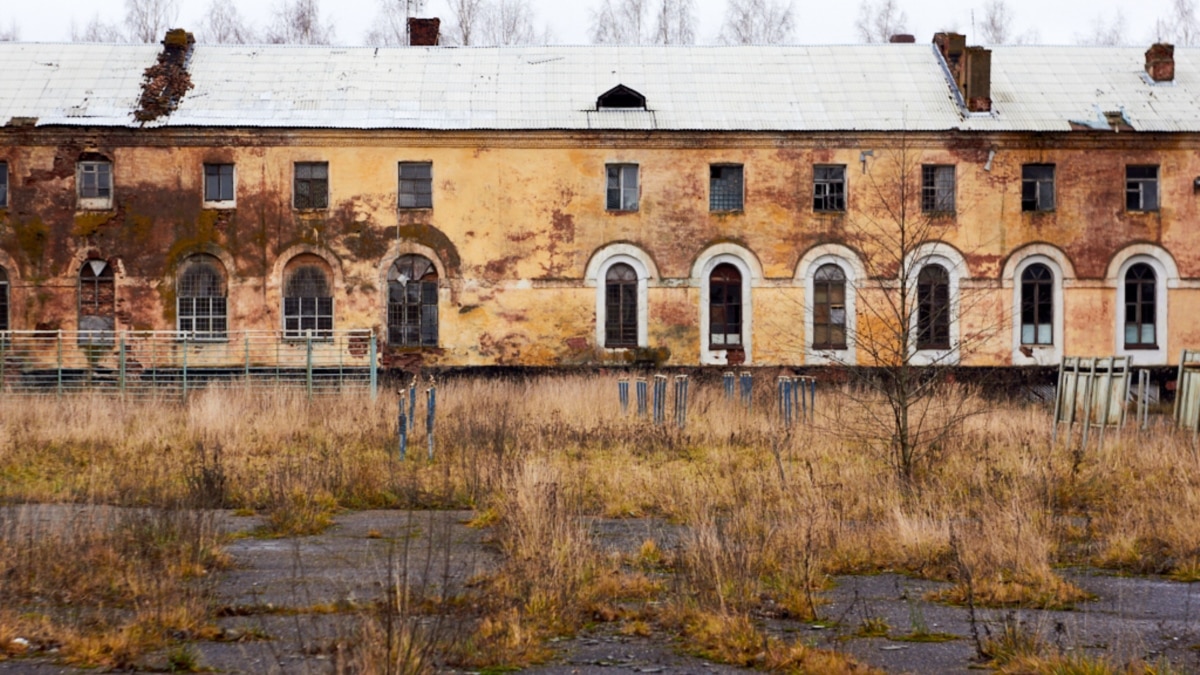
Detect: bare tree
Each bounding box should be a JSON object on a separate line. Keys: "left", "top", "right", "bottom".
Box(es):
{"left": 1075, "top": 9, "right": 1127, "bottom": 46}
{"left": 71, "top": 14, "right": 128, "bottom": 42}
{"left": 364, "top": 0, "right": 426, "bottom": 46}
{"left": 977, "top": 0, "right": 1010, "bottom": 44}
{"left": 265, "top": 0, "right": 336, "bottom": 45}
{"left": 0, "top": 19, "right": 19, "bottom": 41}
{"left": 855, "top": 0, "right": 909, "bottom": 43}
{"left": 718, "top": 0, "right": 796, "bottom": 45}
{"left": 445, "top": 0, "right": 486, "bottom": 45}
{"left": 125, "top": 0, "right": 180, "bottom": 43}
{"left": 198, "top": 0, "right": 258, "bottom": 44}
{"left": 481, "top": 0, "right": 537, "bottom": 46}
{"left": 654, "top": 0, "right": 696, "bottom": 44}
{"left": 591, "top": 0, "right": 652, "bottom": 44}
{"left": 1153, "top": 0, "right": 1200, "bottom": 45}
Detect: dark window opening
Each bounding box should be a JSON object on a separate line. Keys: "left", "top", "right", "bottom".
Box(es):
{"left": 0, "top": 161, "right": 8, "bottom": 209}
{"left": 1020, "top": 263, "right": 1053, "bottom": 345}
{"left": 1021, "top": 164, "right": 1055, "bottom": 212}
{"left": 177, "top": 257, "right": 228, "bottom": 340}
{"left": 812, "top": 264, "right": 847, "bottom": 350}
{"left": 293, "top": 162, "right": 328, "bottom": 210}
{"left": 388, "top": 255, "right": 438, "bottom": 347}
{"left": 917, "top": 264, "right": 950, "bottom": 350}
{"left": 398, "top": 162, "right": 433, "bottom": 209}
{"left": 283, "top": 263, "right": 333, "bottom": 339}
{"left": 596, "top": 85, "right": 646, "bottom": 109}
{"left": 79, "top": 260, "right": 115, "bottom": 345}
{"left": 813, "top": 165, "right": 846, "bottom": 212}
{"left": 709, "top": 263, "right": 742, "bottom": 349}
{"left": 921, "top": 165, "right": 955, "bottom": 212}
{"left": 604, "top": 263, "right": 638, "bottom": 348}
{"left": 204, "top": 163, "right": 235, "bottom": 203}
{"left": 1124, "top": 263, "right": 1157, "bottom": 348}
{"left": 710, "top": 165, "right": 744, "bottom": 211}
{"left": 606, "top": 164, "right": 639, "bottom": 211}
{"left": 0, "top": 266, "right": 8, "bottom": 332}
{"left": 1126, "top": 165, "right": 1159, "bottom": 212}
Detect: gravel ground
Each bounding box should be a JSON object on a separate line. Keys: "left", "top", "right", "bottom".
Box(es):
{"left": 3, "top": 507, "right": 1200, "bottom": 674}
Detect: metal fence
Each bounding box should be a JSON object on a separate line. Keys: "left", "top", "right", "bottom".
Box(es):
{"left": 0, "top": 330, "right": 378, "bottom": 398}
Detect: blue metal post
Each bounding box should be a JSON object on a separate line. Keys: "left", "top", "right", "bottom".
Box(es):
{"left": 636, "top": 378, "right": 648, "bottom": 417}
{"left": 740, "top": 371, "right": 752, "bottom": 409}
{"left": 426, "top": 385, "right": 437, "bottom": 461}
{"left": 182, "top": 335, "right": 189, "bottom": 400}
{"left": 398, "top": 392, "right": 408, "bottom": 460}
{"left": 369, "top": 333, "right": 378, "bottom": 400}
{"left": 618, "top": 378, "right": 629, "bottom": 414}
{"left": 305, "top": 332, "right": 314, "bottom": 399}
{"left": 653, "top": 374, "right": 667, "bottom": 425}
{"left": 724, "top": 371, "right": 735, "bottom": 400}
{"left": 674, "top": 375, "right": 688, "bottom": 429}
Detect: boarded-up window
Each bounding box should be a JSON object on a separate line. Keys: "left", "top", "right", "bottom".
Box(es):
{"left": 388, "top": 255, "right": 438, "bottom": 347}
{"left": 79, "top": 260, "right": 115, "bottom": 345}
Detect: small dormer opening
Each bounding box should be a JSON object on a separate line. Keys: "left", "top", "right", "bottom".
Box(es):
{"left": 597, "top": 85, "right": 646, "bottom": 110}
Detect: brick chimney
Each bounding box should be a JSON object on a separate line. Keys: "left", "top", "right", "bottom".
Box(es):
{"left": 889, "top": 34, "right": 916, "bottom": 43}
{"left": 934, "top": 32, "right": 992, "bottom": 113}
{"left": 1146, "top": 43, "right": 1175, "bottom": 82}
{"left": 407, "top": 17, "right": 440, "bottom": 46}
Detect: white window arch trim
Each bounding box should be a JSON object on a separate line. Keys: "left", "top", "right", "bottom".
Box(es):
{"left": 796, "top": 245, "right": 863, "bottom": 365}
{"left": 1009, "top": 253, "right": 1065, "bottom": 366}
{"left": 1111, "top": 249, "right": 1175, "bottom": 365}
{"left": 904, "top": 243, "right": 966, "bottom": 366}
{"left": 585, "top": 244, "right": 658, "bottom": 350}
{"left": 692, "top": 244, "right": 761, "bottom": 366}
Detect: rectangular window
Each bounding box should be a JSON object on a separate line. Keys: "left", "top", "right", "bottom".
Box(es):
{"left": 78, "top": 160, "right": 113, "bottom": 209}
{"left": 606, "top": 164, "right": 639, "bottom": 211}
{"left": 813, "top": 165, "right": 846, "bottom": 212}
{"left": 1021, "top": 164, "right": 1055, "bottom": 212}
{"left": 293, "top": 162, "right": 328, "bottom": 210}
{"left": 0, "top": 161, "right": 8, "bottom": 209}
{"left": 921, "top": 165, "right": 955, "bottom": 212}
{"left": 203, "top": 163, "right": 235, "bottom": 206}
{"left": 709, "top": 164, "right": 744, "bottom": 211}
{"left": 398, "top": 161, "right": 433, "bottom": 209}
{"left": 1126, "top": 165, "right": 1159, "bottom": 211}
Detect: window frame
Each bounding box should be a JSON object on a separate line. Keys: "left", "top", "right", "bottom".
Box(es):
{"left": 387, "top": 254, "right": 439, "bottom": 348}
{"left": 77, "top": 160, "right": 113, "bottom": 210}
{"left": 921, "top": 164, "right": 955, "bottom": 213}
{"left": 1123, "top": 263, "right": 1158, "bottom": 350}
{"left": 603, "top": 263, "right": 639, "bottom": 348}
{"left": 0, "top": 265, "right": 8, "bottom": 333}
{"left": 813, "top": 164, "right": 847, "bottom": 213}
{"left": 176, "top": 256, "right": 229, "bottom": 341}
{"left": 1021, "top": 163, "right": 1055, "bottom": 212}
{"left": 1125, "top": 165, "right": 1159, "bottom": 212}
{"left": 293, "top": 161, "right": 329, "bottom": 211}
{"left": 708, "top": 263, "right": 744, "bottom": 350}
{"left": 0, "top": 160, "right": 8, "bottom": 209}
{"left": 78, "top": 260, "right": 115, "bottom": 345}
{"left": 811, "top": 263, "right": 848, "bottom": 350}
{"left": 1019, "top": 263, "right": 1054, "bottom": 346}
{"left": 397, "top": 161, "right": 433, "bottom": 210}
{"left": 202, "top": 163, "right": 236, "bottom": 208}
{"left": 589, "top": 246, "right": 652, "bottom": 351}
{"left": 1007, "top": 250, "right": 1067, "bottom": 366}
{"left": 282, "top": 262, "right": 334, "bottom": 341}
{"left": 916, "top": 264, "right": 951, "bottom": 351}
{"left": 605, "top": 163, "right": 639, "bottom": 212}
{"left": 709, "top": 164, "right": 744, "bottom": 212}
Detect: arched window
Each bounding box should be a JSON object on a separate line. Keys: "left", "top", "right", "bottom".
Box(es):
{"left": 1020, "top": 263, "right": 1053, "bottom": 346}
{"left": 79, "top": 260, "right": 115, "bottom": 345}
{"left": 387, "top": 254, "right": 438, "bottom": 347}
{"left": 812, "top": 264, "right": 847, "bottom": 350}
{"left": 177, "top": 256, "right": 228, "bottom": 340}
{"left": 1124, "top": 263, "right": 1157, "bottom": 348}
{"left": 0, "top": 266, "right": 8, "bottom": 333}
{"left": 283, "top": 259, "right": 333, "bottom": 340}
{"left": 604, "top": 263, "right": 638, "bottom": 348}
{"left": 709, "top": 263, "right": 742, "bottom": 348}
{"left": 916, "top": 264, "right": 950, "bottom": 350}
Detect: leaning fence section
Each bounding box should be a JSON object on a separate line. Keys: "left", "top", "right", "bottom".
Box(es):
{"left": 0, "top": 330, "right": 378, "bottom": 398}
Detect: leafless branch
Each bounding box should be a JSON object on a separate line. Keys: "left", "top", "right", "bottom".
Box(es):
{"left": 855, "top": 0, "right": 908, "bottom": 43}
{"left": 71, "top": 14, "right": 128, "bottom": 42}
{"left": 1074, "top": 9, "right": 1127, "bottom": 46}
{"left": 265, "top": 0, "right": 336, "bottom": 45}
{"left": 718, "top": 0, "right": 796, "bottom": 45}
{"left": 197, "top": 0, "right": 258, "bottom": 44}
{"left": 363, "top": 0, "right": 425, "bottom": 46}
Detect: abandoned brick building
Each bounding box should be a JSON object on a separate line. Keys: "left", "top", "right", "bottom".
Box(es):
{"left": 0, "top": 24, "right": 1198, "bottom": 372}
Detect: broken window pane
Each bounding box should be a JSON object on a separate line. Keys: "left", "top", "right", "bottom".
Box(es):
{"left": 813, "top": 165, "right": 846, "bottom": 212}
{"left": 1021, "top": 164, "right": 1055, "bottom": 212}
{"left": 921, "top": 165, "right": 955, "bottom": 212}
{"left": 388, "top": 254, "right": 438, "bottom": 347}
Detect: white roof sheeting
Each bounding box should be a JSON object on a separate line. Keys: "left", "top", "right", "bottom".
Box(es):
{"left": 3, "top": 41, "right": 1200, "bottom": 133}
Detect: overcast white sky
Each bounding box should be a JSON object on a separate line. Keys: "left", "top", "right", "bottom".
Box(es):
{"left": 0, "top": 0, "right": 1181, "bottom": 46}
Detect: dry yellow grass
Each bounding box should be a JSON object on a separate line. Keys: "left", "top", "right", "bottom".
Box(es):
{"left": 2, "top": 376, "right": 1199, "bottom": 669}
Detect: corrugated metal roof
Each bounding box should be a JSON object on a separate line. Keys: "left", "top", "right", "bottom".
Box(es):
{"left": 3, "top": 41, "right": 1200, "bottom": 132}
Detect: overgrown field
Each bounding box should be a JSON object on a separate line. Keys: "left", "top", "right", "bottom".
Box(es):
{"left": 1, "top": 376, "right": 1197, "bottom": 672}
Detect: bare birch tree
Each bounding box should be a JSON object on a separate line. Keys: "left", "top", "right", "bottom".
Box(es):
{"left": 654, "top": 0, "right": 696, "bottom": 44}
{"left": 0, "top": 20, "right": 18, "bottom": 41}
{"left": 855, "top": 0, "right": 909, "bottom": 43}
{"left": 591, "top": 0, "right": 652, "bottom": 44}
{"left": 71, "top": 15, "right": 128, "bottom": 42}
{"left": 364, "top": 0, "right": 426, "bottom": 46}
{"left": 445, "top": 0, "right": 486, "bottom": 45}
{"left": 480, "top": 0, "right": 537, "bottom": 46}
{"left": 718, "top": 0, "right": 796, "bottom": 45}
{"left": 125, "top": 0, "right": 180, "bottom": 43}
{"left": 975, "top": 0, "right": 1037, "bottom": 45}
{"left": 265, "top": 0, "right": 336, "bottom": 45}
{"left": 198, "top": 0, "right": 258, "bottom": 44}
{"left": 1075, "top": 9, "right": 1127, "bottom": 45}
{"left": 1153, "top": 0, "right": 1200, "bottom": 45}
